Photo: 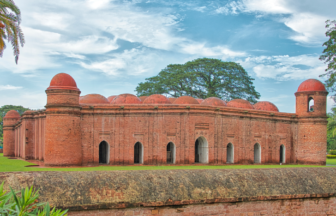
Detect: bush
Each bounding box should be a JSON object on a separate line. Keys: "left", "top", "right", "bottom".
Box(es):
{"left": 327, "top": 155, "right": 336, "bottom": 159}
{"left": 329, "top": 150, "right": 336, "bottom": 155}
{"left": 0, "top": 181, "right": 68, "bottom": 216}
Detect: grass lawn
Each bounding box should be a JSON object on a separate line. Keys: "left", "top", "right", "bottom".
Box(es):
{"left": 0, "top": 153, "right": 327, "bottom": 172}
{"left": 327, "top": 158, "right": 336, "bottom": 165}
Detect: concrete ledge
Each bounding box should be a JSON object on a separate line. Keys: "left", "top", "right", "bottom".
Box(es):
{"left": 0, "top": 168, "right": 336, "bottom": 211}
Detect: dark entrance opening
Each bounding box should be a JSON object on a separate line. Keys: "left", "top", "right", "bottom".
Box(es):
{"left": 99, "top": 141, "right": 108, "bottom": 164}
{"left": 167, "top": 142, "right": 175, "bottom": 164}
{"left": 195, "top": 139, "right": 200, "bottom": 163}
{"left": 134, "top": 142, "right": 142, "bottom": 164}
{"left": 280, "top": 145, "right": 285, "bottom": 163}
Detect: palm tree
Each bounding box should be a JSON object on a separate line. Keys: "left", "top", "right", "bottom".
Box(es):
{"left": 0, "top": 0, "right": 24, "bottom": 64}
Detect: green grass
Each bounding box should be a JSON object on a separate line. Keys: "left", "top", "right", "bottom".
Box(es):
{"left": 0, "top": 153, "right": 327, "bottom": 172}
{"left": 327, "top": 158, "right": 336, "bottom": 165}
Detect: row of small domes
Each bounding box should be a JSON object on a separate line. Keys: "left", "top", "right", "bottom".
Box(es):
{"left": 79, "top": 94, "right": 279, "bottom": 112}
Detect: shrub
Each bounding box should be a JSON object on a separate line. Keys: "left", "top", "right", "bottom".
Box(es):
{"left": 327, "top": 155, "right": 336, "bottom": 159}
{"left": 329, "top": 150, "right": 336, "bottom": 155}
{"left": 0, "top": 181, "right": 68, "bottom": 216}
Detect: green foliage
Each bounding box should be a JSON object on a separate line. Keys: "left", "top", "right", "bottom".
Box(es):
{"left": 136, "top": 58, "right": 261, "bottom": 103}
{"left": 0, "top": 0, "right": 25, "bottom": 63}
{"left": 0, "top": 105, "right": 29, "bottom": 148}
{"left": 329, "top": 150, "right": 336, "bottom": 155}
{"left": 327, "top": 107, "right": 336, "bottom": 152}
{"left": 320, "top": 20, "right": 336, "bottom": 99}
{"left": 327, "top": 155, "right": 336, "bottom": 159}
{"left": 0, "top": 181, "right": 68, "bottom": 216}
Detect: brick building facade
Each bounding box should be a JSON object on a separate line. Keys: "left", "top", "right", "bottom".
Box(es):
{"left": 2, "top": 73, "right": 328, "bottom": 166}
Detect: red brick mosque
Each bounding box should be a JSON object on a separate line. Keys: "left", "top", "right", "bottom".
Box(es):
{"left": 2, "top": 73, "right": 328, "bottom": 166}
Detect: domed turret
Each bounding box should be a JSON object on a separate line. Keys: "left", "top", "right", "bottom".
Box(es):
{"left": 253, "top": 101, "right": 279, "bottom": 112}
{"left": 227, "top": 99, "right": 253, "bottom": 109}
{"left": 80, "top": 94, "right": 109, "bottom": 104}
{"left": 107, "top": 95, "right": 117, "bottom": 103}
{"left": 4, "top": 110, "right": 21, "bottom": 119}
{"left": 200, "top": 97, "right": 226, "bottom": 107}
{"left": 173, "top": 96, "right": 199, "bottom": 105}
{"left": 111, "top": 94, "right": 142, "bottom": 104}
{"left": 47, "top": 73, "right": 79, "bottom": 91}
{"left": 143, "top": 94, "right": 171, "bottom": 104}
{"left": 297, "top": 79, "right": 327, "bottom": 92}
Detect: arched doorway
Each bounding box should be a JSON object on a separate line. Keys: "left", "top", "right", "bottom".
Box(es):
{"left": 134, "top": 142, "right": 143, "bottom": 164}
{"left": 167, "top": 142, "right": 175, "bottom": 164}
{"left": 280, "top": 145, "right": 285, "bottom": 163}
{"left": 308, "top": 97, "right": 314, "bottom": 112}
{"left": 99, "top": 141, "right": 109, "bottom": 164}
{"left": 254, "top": 143, "right": 261, "bottom": 163}
{"left": 227, "top": 143, "right": 234, "bottom": 163}
{"left": 195, "top": 137, "right": 208, "bottom": 163}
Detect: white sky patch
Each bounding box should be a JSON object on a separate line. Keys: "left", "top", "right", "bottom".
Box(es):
{"left": 86, "top": 0, "right": 112, "bottom": 9}
{"left": 239, "top": 54, "right": 326, "bottom": 80}
{"left": 0, "top": 92, "right": 46, "bottom": 110}
{"left": 0, "top": 85, "right": 23, "bottom": 90}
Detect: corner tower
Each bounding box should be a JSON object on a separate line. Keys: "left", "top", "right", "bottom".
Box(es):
{"left": 295, "top": 79, "right": 328, "bottom": 165}
{"left": 3, "top": 110, "right": 21, "bottom": 157}
{"left": 44, "top": 73, "right": 82, "bottom": 166}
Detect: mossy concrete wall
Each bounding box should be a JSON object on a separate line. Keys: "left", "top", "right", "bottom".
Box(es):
{"left": 1, "top": 168, "right": 336, "bottom": 213}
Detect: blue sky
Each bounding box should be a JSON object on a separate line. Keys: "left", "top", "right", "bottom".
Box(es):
{"left": 0, "top": 0, "right": 335, "bottom": 113}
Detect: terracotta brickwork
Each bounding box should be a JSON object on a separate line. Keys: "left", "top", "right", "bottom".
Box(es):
{"left": 2, "top": 74, "right": 328, "bottom": 166}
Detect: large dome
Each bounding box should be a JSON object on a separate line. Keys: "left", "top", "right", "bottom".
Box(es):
{"left": 4, "top": 110, "right": 20, "bottom": 119}
{"left": 79, "top": 94, "right": 109, "bottom": 104}
{"left": 107, "top": 95, "right": 117, "bottom": 103}
{"left": 111, "top": 94, "right": 142, "bottom": 104}
{"left": 200, "top": 97, "right": 226, "bottom": 107}
{"left": 47, "top": 73, "right": 79, "bottom": 91}
{"left": 227, "top": 99, "right": 254, "bottom": 109}
{"left": 173, "top": 96, "right": 199, "bottom": 105}
{"left": 297, "top": 79, "right": 326, "bottom": 92}
{"left": 253, "top": 101, "right": 279, "bottom": 112}
{"left": 143, "top": 94, "right": 171, "bottom": 104}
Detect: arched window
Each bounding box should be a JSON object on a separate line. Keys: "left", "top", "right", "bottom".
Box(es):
{"left": 254, "top": 143, "right": 261, "bottom": 163}
{"left": 280, "top": 145, "right": 285, "bottom": 163}
{"left": 134, "top": 142, "right": 143, "bottom": 164}
{"left": 99, "top": 141, "right": 110, "bottom": 164}
{"left": 227, "top": 143, "right": 234, "bottom": 163}
{"left": 167, "top": 142, "right": 176, "bottom": 164}
{"left": 195, "top": 137, "right": 208, "bottom": 163}
{"left": 308, "top": 97, "right": 314, "bottom": 112}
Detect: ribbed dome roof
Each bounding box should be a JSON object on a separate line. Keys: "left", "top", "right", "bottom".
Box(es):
{"left": 47, "top": 73, "right": 79, "bottom": 91}
{"left": 254, "top": 101, "right": 279, "bottom": 112}
{"left": 168, "top": 98, "right": 176, "bottom": 103}
{"left": 297, "top": 79, "right": 326, "bottom": 92}
{"left": 227, "top": 99, "right": 254, "bottom": 109}
{"left": 143, "top": 94, "right": 171, "bottom": 104}
{"left": 200, "top": 97, "right": 226, "bottom": 107}
{"left": 107, "top": 95, "right": 117, "bottom": 103}
{"left": 4, "top": 110, "right": 20, "bottom": 119}
{"left": 173, "top": 96, "right": 199, "bottom": 105}
{"left": 139, "top": 96, "right": 148, "bottom": 102}
{"left": 196, "top": 99, "right": 204, "bottom": 103}
{"left": 79, "top": 94, "right": 109, "bottom": 104}
{"left": 23, "top": 110, "right": 34, "bottom": 115}
{"left": 111, "top": 94, "right": 142, "bottom": 104}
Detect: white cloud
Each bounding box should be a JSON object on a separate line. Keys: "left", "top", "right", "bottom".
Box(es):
{"left": 239, "top": 54, "right": 326, "bottom": 80}
{"left": 0, "top": 85, "right": 23, "bottom": 90}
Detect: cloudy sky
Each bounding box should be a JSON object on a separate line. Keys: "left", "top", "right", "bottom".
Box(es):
{"left": 0, "top": 0, "right": 335, "bottom": 113}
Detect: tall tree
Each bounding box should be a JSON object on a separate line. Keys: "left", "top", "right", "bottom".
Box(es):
{"left": 0, "top": 0, "right": 25, "bottom": 64}
{"left": 0, "top": 105, "right": 29, "bottom": 148}
{"left": 320, "top": 20, "right": 336, "bottom": 99}
{"left": 136, "top": 58, "right": 260, "bottom": 103}
{"left": 327, "top": 107, "right": 336, "bottom": 152}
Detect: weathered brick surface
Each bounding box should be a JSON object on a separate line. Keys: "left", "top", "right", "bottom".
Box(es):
{"left": 1, "top": 168, "right": 336, "bottom": 212}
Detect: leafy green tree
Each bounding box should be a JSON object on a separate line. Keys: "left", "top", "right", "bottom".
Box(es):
{"left": 327, "top": 107, "right": 336, "bottom": 152}
{"left": 0, "top": 0, "right": 25, "bottom": 64}
{"left": 136, "top": 58, "right": 260, "bottom": 103}
{"left": 0, "top": 105, "right": 29, "bottom": 147}
{"left": 320, "top": 20, "right": 336, "bottom": 99}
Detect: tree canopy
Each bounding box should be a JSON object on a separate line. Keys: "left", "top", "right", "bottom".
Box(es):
{"left": 0, "top": 0, "right": 25, "bottom": 64}
{"left": 0, "top": 105, "right": 29, "bottom": 148}
{"left": 135, "top": 58, "right": 260, "bottom": 103}
{"left": 320, "top": 20, "right": 336, "bottom": 99}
